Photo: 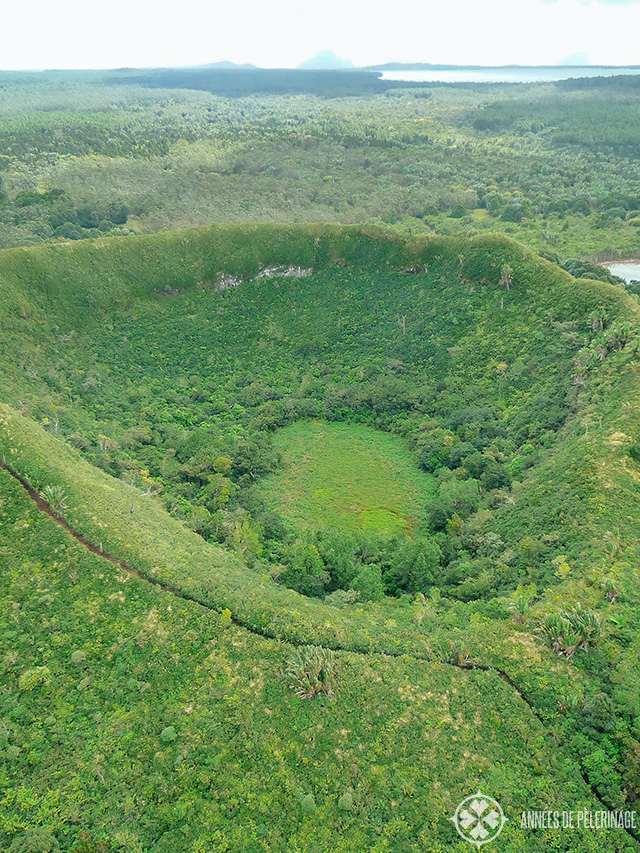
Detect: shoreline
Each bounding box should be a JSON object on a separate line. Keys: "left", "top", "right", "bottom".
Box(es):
{"left": 598, "top": 258, "right": 640, "bottom": 267}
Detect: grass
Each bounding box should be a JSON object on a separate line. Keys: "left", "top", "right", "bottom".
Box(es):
{"left": 259, "top": 421, "right": 435, "bottom": 536}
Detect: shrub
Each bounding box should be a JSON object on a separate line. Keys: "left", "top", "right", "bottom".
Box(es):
{"left": 160, "top": 726, "right": 177, "bottom": 743}
{"left": 8, "top": 830, "right": 60, "bottom": 853}
{"left": 581, "top": 692, "right": 616, "bottom": 734}
{"left": 286, "top": 645, "right": 336, "bottom": 699}
{"left": 18, "top": 667, "right": 51, "bottom": 692}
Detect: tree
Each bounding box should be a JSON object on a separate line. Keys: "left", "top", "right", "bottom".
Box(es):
{"left": 387, "top": 538, "right": 441, "bottom": 594}
{"left": 350, "top": 563, "right": 384, "bottom": 602}
{"left": 518, "top": 536, "right": 545, "bottom": 567}
{"left": 418, "top": 440, "right": 440, "bottom": 473}
{"left": 202, "top": 473, "right": 236, "bottom": 512}
{"left": 449, "top": 204, "right": 467, "bottom": 219}
{"left": 223, "top": 515, "right": 262, "bottom": 563}
{"left": 8, "top": 831, "right": 60, "bottom": 853}
{"left": 280, "top": 539, "right": 329, "bottom": 597}
{"left": 581, "top": 692, "right": 616, "bottom": 734}
{"left": 501, "top": 205, "right": 524, "bottom": 223}
{"left": 315, "top": 532, "right": 359, "bottom": 590}
{"left": 54, "top": 222, "right": 82, "bottom": 240}
{"left": 500, "top": 263, "right": 513, "bottom": 291}
{"left": 436, "top": 476, "right": 481, "bottom": 519}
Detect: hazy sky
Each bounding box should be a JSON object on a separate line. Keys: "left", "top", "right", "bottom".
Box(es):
{"left": 3, "top": 0, "right": 640, "bottom": 70}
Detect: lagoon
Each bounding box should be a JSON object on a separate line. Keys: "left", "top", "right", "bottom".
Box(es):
{"left": 378, "top": 67, "right": 640, "bottom": 84}
{"left": 605, "top": 261, "right": 640, "bottom": 283}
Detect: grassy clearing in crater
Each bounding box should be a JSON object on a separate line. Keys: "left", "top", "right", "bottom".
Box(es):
{"left": 258, "top": 421, "right": 436, "bottom": 536}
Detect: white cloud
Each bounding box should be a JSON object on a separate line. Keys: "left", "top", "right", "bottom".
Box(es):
{"left": 2, "top": 0, "right": 640, "bottom": 70}
{"left": 542, "top": 0, "right": 639, "bottom": 4}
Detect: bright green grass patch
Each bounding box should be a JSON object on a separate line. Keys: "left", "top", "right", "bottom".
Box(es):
{"left": 259, "top": 421, "right": 436, "bottom": 536}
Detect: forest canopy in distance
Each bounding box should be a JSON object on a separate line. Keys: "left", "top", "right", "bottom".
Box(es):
{"left": 1, "top": 68, "right": 640, "bottom": 264}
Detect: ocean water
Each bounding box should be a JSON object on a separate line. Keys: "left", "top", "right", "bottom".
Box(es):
{"left": 379, "top": 67, "right": 640, "bottom": 84}
{"left": 605, "top": 262, "right": 640, "bottom": 283}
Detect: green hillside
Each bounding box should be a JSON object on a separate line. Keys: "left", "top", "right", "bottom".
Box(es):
{"left": 1, "top": 224, "right": 640, "bottom": 851}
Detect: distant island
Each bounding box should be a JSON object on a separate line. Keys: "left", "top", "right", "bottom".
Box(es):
{"left": 196, "top": 60, "right": 258, "bottom": 70}
{"left": 298, "top": 50, "right": 355, "bottom": 70}
{"left": 131, "top": 57, "right": 640, "bottom": 75}
{"left": 362, "top": 61, "right": 640, "bottom": 71}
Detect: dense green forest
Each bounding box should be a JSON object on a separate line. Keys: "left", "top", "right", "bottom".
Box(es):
{"left": 0, "top": 69, "right": 639, "bottom": 262}
{"left": 2, "top": 68, "right": 640, "bottom": 851}
{"left": 2, "top": 224, "right": 640, "bottom": 850}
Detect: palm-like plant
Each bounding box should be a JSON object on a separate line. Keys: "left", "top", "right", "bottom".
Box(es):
{"left": 39, "top": 485, "right": 68, "bottom": 517}
{"left": 286, "top": 645, "right": 336, "bottom": 700}
{"left": 449, "top": 639, "right": 470, "bottom": 666}
{"left": 561, "top": 632, "right": 582, "bottom": 658}
{"left": 602, "top": 578, "right": 620, "bottom": 603}
{"left": 537, "top": 613, "right": 565, "bottom": 654}
{"left": 500, "top": 263, "right": 513, "bottom": 291}
{"left": 508, "top": 594, "right": 531, "bottom": 624}
{"left": 567, "top": 605, "right": 601, "bottom": 650}
{"left": 537, "top": 604, "right": 601, "bottom": 656}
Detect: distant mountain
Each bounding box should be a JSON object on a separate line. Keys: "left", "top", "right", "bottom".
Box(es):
{"left": 558, "top": 52, "right": 591, "bottom": 67}
{"left": 363, "top": 61, "right": 626, "bottom": 71}
{"left": 197, "top": 60, "right": 259, "bottom": 70}
{"left": 298, "top": 51, "right": 354, "bottom": 70}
